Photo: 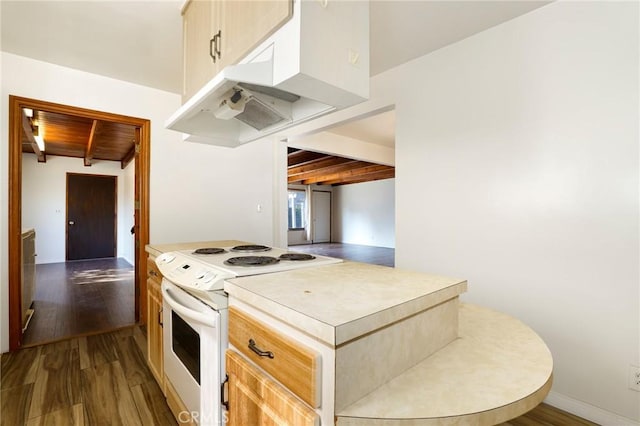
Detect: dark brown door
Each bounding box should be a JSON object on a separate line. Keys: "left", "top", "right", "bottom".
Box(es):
{"left": 66, "top": 173, "right": 117, "bottom": 260}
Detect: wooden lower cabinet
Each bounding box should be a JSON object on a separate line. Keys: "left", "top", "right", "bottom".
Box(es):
{"left": 146, "top": 257, "right": 164, "bottom": 390}
{"left": 226, "top": 349, "right": 319, "bottom": 426}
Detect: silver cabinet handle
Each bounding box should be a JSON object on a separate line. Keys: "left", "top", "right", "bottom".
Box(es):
{"left": 214, "top": 30, "right": 222, "bottom": 60}
{"left": 209, "top": 34, "right": 218, "bottom": 64}
{"left": 68, "top": 221, "right": 75, "bottom": 225}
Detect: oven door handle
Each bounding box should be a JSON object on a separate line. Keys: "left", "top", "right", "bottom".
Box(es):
{"left": 162, "top": 283, "right": 218, "bottom": 328}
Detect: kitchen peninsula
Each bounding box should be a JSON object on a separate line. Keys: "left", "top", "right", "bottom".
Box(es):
{"left": 146, "top": 241, "right": 552, "bottom": 425}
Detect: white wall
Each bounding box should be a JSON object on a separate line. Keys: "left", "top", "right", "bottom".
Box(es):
{"left": 391, "top": 3, "right": 638, "bottom": 423}
{"left": 282, "top": 1, "right": 639, "bottom": 423}
{"left": 21, "top": 154, "right": 134, "bottom": 264}
{"left": 333, "top": 179, "right": 395, "bottom": 248}
{"left": 1, "top": 52, "right": 277, "bottom": 352}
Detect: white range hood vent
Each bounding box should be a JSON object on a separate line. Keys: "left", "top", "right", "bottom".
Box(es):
{"left": 166, "top": 0, "right": 370, "bottom": 148}
{"left": 221, "top": 83, "right": 299, "bottom": 131}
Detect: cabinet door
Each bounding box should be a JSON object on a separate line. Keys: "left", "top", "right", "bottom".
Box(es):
{"left": 182, "top": 0, "right": 217, "bottom": 102}
{"left": 146, "top": 275, "right": 164, "bottom": 390}
{"left": 218, "top": 0, "right": 292, "bottom": 71}
{"left": 226, "top": 350, "right": 318, "bottom": 426}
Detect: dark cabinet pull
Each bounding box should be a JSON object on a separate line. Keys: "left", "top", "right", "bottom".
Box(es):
{"left": 214, "top": 30, "right": 222, "bottom": 60}
{"left": 209, "top": 36, "right": 217, "bottom": 63}
{"left": 221, "top": 374, "right": 229, "bottom": 410}
{"left": 248, "top": 338, "right": 274, "bottom": 358}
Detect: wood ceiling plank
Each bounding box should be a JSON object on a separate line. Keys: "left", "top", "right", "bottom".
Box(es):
{"left": 288, "top": 156, "right": 354, "bottom": 176}
{"left": 287, "top": 150, "right": 329, "bottom": 167}
{"left": 288, "top": 160, "right": 369, "bottom": 184}
{"left": 21, "top": 110, "right": 46, "bottom": 163}
{"left": 21, "top": 105, "right": 138, "bottom": 164}
{"left": 287, "top": 149, "right": 395, "bottom": 186}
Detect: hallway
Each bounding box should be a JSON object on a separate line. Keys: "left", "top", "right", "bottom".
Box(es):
{"left": 22, "top": 258, "right": 135, "bottom": 347}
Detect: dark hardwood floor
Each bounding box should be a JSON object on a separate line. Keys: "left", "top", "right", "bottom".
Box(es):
{"left": 291, "top": 242, "right": 395, "bottom": 267}
{"left": 1, "top": 325, "right": 176, "bottom": 425}
{"left": 22, "top": 258, "right": 135, "bottom": 347}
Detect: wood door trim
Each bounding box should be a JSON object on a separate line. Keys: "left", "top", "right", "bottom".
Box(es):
{"left": 7, "top": 95, "right": 151, "bottom": 351}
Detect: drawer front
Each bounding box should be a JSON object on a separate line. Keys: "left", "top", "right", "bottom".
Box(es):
{"left": 228, "top": 307, "right": 320, "bottom": 408}
{"left": 147, "top": 257, "right": 163, "bottom": 284}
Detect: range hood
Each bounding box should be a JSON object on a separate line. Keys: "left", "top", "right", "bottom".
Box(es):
{"left": 166, "top": 0, "right": 369, "bottom": 148}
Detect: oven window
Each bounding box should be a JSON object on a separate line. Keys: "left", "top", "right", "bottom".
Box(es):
{"left": 172, "top": 311, "right": 201, "bottom": 384}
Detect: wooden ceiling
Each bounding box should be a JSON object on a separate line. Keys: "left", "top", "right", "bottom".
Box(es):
{"left": 288, "top": 149, "right": 395, "bottom": 186}
{"left": 21, "top": 108, "right": 137, "bottom": 168}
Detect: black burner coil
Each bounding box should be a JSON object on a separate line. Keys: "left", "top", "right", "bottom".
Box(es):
{"left": 230, "top": 245, "right": 272, "bottom": 253}
{"left": 279, "top": 253, "right": 316, "bottom": 261}
{"left": 193, "top": 247, "right": 226, "bottom": 255}
{"left": 224, "top": 256, "right": 280, "bottom": 266}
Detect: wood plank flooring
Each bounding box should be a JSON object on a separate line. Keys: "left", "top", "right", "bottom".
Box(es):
{"left": 1, "top": 326, "right": 176, "bottom": 426}
{"left": 3, "top": 325, "right": 599, "bottom": 425}
{"left": 500, "top": 403, "right": 599, "bottom": 425}
{"left": 291, "top": 242, "right": 395, "bottom": 267}
{"left": 22, "top": 258, "right": 136, "bottom": 347}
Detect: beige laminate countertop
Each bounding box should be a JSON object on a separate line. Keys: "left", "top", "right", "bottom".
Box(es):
{"left": 336, "top": 303, "right": 553, "bottom": 425}
{"left": 224, "top": 262, "right": 467, "bottom": 346}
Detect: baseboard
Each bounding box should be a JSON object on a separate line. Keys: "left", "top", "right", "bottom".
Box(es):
{"left": 545, "top": 391, "right": 640, "bottom": 426}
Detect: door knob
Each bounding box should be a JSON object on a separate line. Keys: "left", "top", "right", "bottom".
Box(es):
{"left": 68, "top": 221, "right": 75, "bottom": 225}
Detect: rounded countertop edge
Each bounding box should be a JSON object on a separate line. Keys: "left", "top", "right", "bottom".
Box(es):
{"left": 336, "top": 303, "right": 554, "bottom": 425}
{"left": 335, "top": 375, "right": 553, "bottom": 425}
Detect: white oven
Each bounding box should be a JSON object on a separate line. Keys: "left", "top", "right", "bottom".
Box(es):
{"left": 157, "top": 244, "right": 341, "bottom": 425}
{"left": 162, "top": 279, "right": 228, "bottom": 425}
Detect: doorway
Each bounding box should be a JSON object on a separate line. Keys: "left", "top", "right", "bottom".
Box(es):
{"left": 8, "top": 96, "right": 151, "bottom": 351}
{"left": 66, "top": 173, "right": 117, "bottom": 260}
{"left": 312, "top": 190, "right": 331, "bottom": 243}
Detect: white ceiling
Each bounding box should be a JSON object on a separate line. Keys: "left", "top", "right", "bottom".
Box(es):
{"left": 1, "top": 0, "right": 184, "bottom": 94}
{"left": 0, "top": 0, "right": 549, "bottom": 145}
{"left": 326, "top": 109, "right": 396, "bottom": 148}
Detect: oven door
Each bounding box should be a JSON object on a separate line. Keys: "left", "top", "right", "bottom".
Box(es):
{"left": 162, "top": 279, "right": 222, "bottom": 425}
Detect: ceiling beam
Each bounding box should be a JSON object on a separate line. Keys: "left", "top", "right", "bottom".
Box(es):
{"left": 302, "top": 164, "right": 393, "bottom": 185}
{"left": 121, "top": 143, "right": 136, "bottom": 169}
{"left": 84, "top": 119, "right": 100, "bottom": 166}
{"left": 328, "top": 169, "right": 396, "bottom": 186}
{"left": 288, "top": 160, "right": 370, "bottom": 184}
{"left": 21, "top": 110, "right": 46, "bottom": 163}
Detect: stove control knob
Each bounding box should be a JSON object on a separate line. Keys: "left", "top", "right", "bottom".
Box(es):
{"left": 157, "top": 253, "right": 176, "bottom": 265}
